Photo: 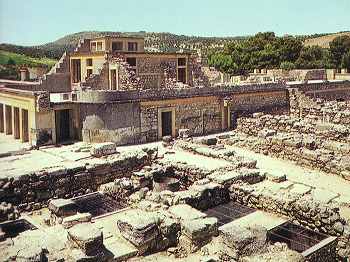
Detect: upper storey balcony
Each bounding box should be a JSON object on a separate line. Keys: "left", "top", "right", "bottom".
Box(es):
{"left": 89, "top": 36, "right": 145, "bottom": 54}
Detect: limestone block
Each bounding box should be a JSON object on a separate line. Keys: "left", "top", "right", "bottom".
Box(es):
{"left": 168, "top": 204, "right": 207, "bottom": 221}
{"left": 265, "top": 171, "right": 286, "bottom": 183}
{"left": 16, "top": 246, "right": 46, "bottom": 262}
{"left": 258, "top": 129, "right": 276, "bottom": 138}
{"left": 116, "top": 210, "right": 159, "bottom": 254}
{"left": 182, "top": 217, "right": 218, "bottom": 240}
{"left": 62, "top": 212, "right": 92, "bottom": 229}
{"left": 48, "top": 198, "right": 77, "bottom": 217}
{"left": 178, "top": 129, "right": 191, "bottom": 138}
{"left": 219, "top": 224, "right": 267, "bottom": 257}
{"left": 198, "top": 137, "right": 217, "bottom": 146}
{"left": 90, "top": 142, "right": 117, "bottom": 157}
{"left": 67, "top": 223, "right": 103, "bottom": 256}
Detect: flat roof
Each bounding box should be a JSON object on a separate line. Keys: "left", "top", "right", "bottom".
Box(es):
{"left": 0, "top": 79, "right": 41, "bottom": 85}
{"left": 91, "top": 35, "right": 145, "bottom": 40}
{"left": 0, "top": 86, "right": 45, "bottom": 97}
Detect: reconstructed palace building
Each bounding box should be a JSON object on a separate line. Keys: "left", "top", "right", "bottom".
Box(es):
{"left": 0, "top": 35, "right": 350, "bottom": 146}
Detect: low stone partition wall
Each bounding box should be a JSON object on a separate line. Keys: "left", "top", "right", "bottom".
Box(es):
{"left": 237, "top": 113, "right": 350, "bottom": 143}
{"left": 222, "top": 132, "right": 350, "bottom": 181}
{"left": 229, "top": 183, "right": 350, "bottom": 259}
{"left": 175, "top": 140, "right": 257, "bottom": 169}
{"left": 0, "top": 149, "right": 154, "bottom": 217}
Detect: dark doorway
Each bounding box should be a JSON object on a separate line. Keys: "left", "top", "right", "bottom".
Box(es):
{"left": 55, "top": 109, "right": 70, "bottom": 143}
{"left": 21, "top": 109, "right": 29, "bottom": 142}
{"left": 72, "top": 59, "right": 81, "bottom": 83}
{"left": 230, "top": 111, "right": 238, "bottom": 129}
{"left": 161, "top": 111, "right": 172, "bottom": 137}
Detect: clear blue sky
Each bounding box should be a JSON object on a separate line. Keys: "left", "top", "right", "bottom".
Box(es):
{"left": 0, "top": 0, "right": 349, "bottom": 46}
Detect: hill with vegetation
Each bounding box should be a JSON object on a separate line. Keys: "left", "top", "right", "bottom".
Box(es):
{"left": 0, "top": 31, "right": 246, "bottom": 60}
{"left": 208, "top": 32, "right": 350, "bottom": 75}
{"left": 304, "top": 32, "right": 350, "bottom": 48}
{"left": 0, "top": 50, "right": 57, "bottom": 67}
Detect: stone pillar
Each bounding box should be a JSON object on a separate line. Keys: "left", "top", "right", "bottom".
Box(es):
{"left": 0, "top": 104, "right": 4, "bottom": 133}
{"left": 21, "top": 109, "right": 29, "bottom": 142}
{"left": 13, "top": 107, "right": 20, "bottom": 139}
{"left": 5, "top": 105, "right": 12, "bottom": 135}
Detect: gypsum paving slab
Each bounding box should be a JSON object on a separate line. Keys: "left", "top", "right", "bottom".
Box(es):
{"left": 72, "top": 192, "right": 127, "bottom": 218}
{"left": 204, "top": 202, "right": 256, "bottom": 226}
{"left": 0, "top": 219, "right": 37, "bottom": 238}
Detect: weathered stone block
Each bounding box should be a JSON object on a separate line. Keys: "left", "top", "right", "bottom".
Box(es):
{"left": 67, "top": 223, "right": 103, "bottom": 256}
{"left": 90, "top": 142, "right": 117, "bottom": 157}
{"left": 168, "top": 204, "right": 207, "bottom": 221}
{"left": 219, "top": 224, "right": 267, "bottom": 257}
{"left": 182, "top": 217, "right": 218, "bottom": 240}
{"left": 48, "top": 198, "right": 77, "bottom": 217}
{"left": 116, "top": 210, "right": 159, "bottom": 254}
{"left": 62, "top": 212, "right": 92, "bottom": 229}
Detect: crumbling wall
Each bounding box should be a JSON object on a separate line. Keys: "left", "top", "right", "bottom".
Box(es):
{"left": 0, "top": 149, "right": 152, "bottom": 216}
{"left": 229, "top": 183, "right": 350, "bottom": 259}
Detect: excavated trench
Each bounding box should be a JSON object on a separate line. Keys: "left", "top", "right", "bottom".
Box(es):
{"left": 0, "top": 219, "right": 37, "bottom": 238}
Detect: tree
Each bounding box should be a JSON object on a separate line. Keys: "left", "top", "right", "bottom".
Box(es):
{"left": 295, "top": 46, "right": 332, "bottom": 69}
{"left": 329, "top": 35, "right": 350, "bottom": 68}
{"left": 7, "top": 58, "right": 16, "bottom": 66}
{"left": 341, "top": 50, "right": 350, "bottom": 70}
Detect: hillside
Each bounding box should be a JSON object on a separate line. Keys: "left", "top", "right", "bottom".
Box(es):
{"left": 0, "top": 31, "right": 246, "bottom": 59}
{"left": 304, "top": 32, "right": 350, "bottom": 48}
{"left": 0, "top": 50, "right": 57, "bottom": 67}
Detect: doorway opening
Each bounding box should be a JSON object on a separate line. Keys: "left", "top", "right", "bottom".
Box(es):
{"left": 230, "top": 111, "right": 238, "bottom": 129}
{"left": 161, "top": 111, "right": 172, "bottom": 137}
{"left": 55, "top": 109, "right": 71, "bottom": 143}
{"left": 21, "top": 109, "right": 29, "bottom": 142}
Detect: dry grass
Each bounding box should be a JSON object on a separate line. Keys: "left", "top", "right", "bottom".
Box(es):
{"left": 304, "top": 32, "right": 350, "bottom": 48}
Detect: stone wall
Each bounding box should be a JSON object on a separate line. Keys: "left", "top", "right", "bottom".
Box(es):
{"left": 140, "top": 97, "right": 222, "bottom": 142}
{"left": 0, "top": 149, "right": 152, "bottom": 217}
{"left": 289, "top": 88, "right": 350, "bottom": 125}
{"left": 237, "top": 113, "right": 350, "bottom": 143}
{"left": 228, "top": 90, "right": 289, "bottom": 115}
{"left": 229, "top": 183, "right": 350, "bottom": 259}
{"left": 224, "top": 131, "right": 350, "bottom": 180}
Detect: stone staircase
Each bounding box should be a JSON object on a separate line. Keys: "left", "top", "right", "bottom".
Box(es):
{"left": 47, "top": 52, "right": 69, "bottom": 75}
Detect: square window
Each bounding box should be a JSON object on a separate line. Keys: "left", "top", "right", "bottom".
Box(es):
{"left": 91, "top": 42, "right": 97, "bottom": 51}
{"left": 86, "top": 58, "right": 93, "bottom": 66}
{"left": 126, "top": 57, "right": 137, "bottom": 67}
{"left": 112, "top": 42, "right": 123, "bottom": 51}
{"left": 97, "top": 42, "right": 103, "bottom": 51}
{"left": 128, "top": 42, "right": 138, "bottom": 52}
{"left": 62, "top": 93, "right": 69, "bottom": 100}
